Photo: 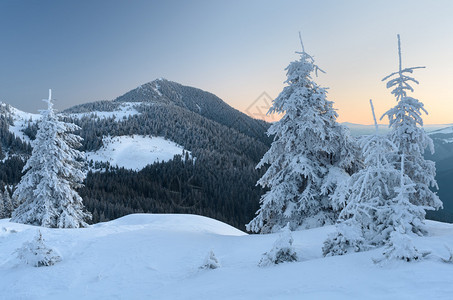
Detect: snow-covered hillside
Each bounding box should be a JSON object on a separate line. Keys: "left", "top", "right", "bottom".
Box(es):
{"left": 5, "top": 104, "right": 40, "bottom": 142}
{"left": 0, "top": 214, "right": 452, "bottom": 299}
{"left": 86, "top": 135, "right": 191, "bottom": 171}
{"left": 3, "top": 102, "right": 145, "bottom": 144}
{"left": 67, "top": 102, "right": 143, "bottom": 121}
{"left": 1, "top": 103, "right": 191, "bottom": 171}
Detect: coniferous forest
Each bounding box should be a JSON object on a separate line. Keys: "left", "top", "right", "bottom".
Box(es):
{"left": 1, "top": 75, "right": 453, "bottom": 230}
{"left": 0, "top": 81, "right": 272, "bottom": 230}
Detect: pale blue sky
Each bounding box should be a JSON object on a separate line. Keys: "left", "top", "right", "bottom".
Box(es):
{"left": 1, "top": 0, "right": 452, "bottom": 124}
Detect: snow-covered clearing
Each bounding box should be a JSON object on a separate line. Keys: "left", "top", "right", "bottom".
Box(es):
{"left": 0, "top": 214, "right": 452, "bottom": 299}
{"left": 68, "top": 102, "right": 142, "bottom": 121}
{"left": 86, "top": 135, "right": 190, "bottom": 171}
{"left": 7, "top": 106, "right": 40, "bottom": 142}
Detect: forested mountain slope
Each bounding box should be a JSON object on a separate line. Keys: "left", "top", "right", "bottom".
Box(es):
{"left": 1, "top": 80, "right": 271, "bottom": 230}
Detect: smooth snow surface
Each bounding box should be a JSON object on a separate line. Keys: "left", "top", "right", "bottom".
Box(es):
{"left": 0, "top": 214, "right": 452, "bottom": 299}
{"left": 86, "top": 135, "right": 190, "bottom": 171}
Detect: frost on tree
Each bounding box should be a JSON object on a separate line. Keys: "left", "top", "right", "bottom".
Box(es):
{"left": 11, "top": 90, "right": 91, "bottom": 228}
{"left": 247, "top": 34, "right": 358, "bottom": 233}
{"left": 16, "top": 230, "right": 62, "bottom": 267}
{"left": 380, "top": 35, "right": 442, "bottom": 212}
{"left": 258, "top": 224, "right": 298, "bottom": 267}
{"left": 371, "top": 152, "right": 430, "bottom": 263}
{"left": 324, "top": 100, "right": 404, "bottom": 256}
{"left": 373, "top": 173, "right": 430, "bottom": 263}
{"left": 325, "top": 36, "right": 441, "bottom": 258}
{"left": 376, "top": 230, "right": 428, "bottom": 263}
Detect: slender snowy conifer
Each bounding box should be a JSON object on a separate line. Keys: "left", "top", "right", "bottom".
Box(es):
{"left": 325, "top": 98, "right": 431, "bottom": 258}
{"left": 324, "top": 100, "right": 402, "bottom": 255}
{"left": 247, "top": 33, "right": 357, "bottom": 233}
{"left": 381, "top": 34, "right": 442, "bottom": 211}
{"left": 11, "top": 90, "right": 91, "bottom": 228}
{"left": 373, "top": 153, "right": 429, "bottom": 263}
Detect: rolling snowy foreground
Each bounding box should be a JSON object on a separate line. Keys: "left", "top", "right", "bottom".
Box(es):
{"left": 0, "top": 214, "right": 452, "bottom": 299}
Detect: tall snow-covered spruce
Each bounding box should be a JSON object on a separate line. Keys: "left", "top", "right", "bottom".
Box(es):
{"left": 11, "top": 90, "right": 91, "bottom": 228}
{"left": 381, "top": 35, "right": 442, "bottom": 213}
{"left": 247, "top": 34, "right": 357, "bottom": 233}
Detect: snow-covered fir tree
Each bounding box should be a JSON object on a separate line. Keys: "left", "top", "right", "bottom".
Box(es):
{"left": 373, "top": 154, "right": 429, "bottom": 263}
{"left": 11, "top": 90, "right": 91, "bottom": 228}
{"left": 324, "top": 99, "right": 430, "bottom": 256}
{"left": 258, "top": 224, "right": 298, "bottom": 267}
{"left": 16, "top": 230, "right": 62, "bottom": 267}
{"left": 324, "top": 100, "right": 402, "bottom": 255}
{"left": 381, "top": 34, "right": 442, "bottom": 212}
{"left": 247, "top": 34, "right": 358, "bottom": 233}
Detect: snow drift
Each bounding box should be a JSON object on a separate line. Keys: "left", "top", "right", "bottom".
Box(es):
{"left": 1, "top": 214, "right": 452, "bottom": 299}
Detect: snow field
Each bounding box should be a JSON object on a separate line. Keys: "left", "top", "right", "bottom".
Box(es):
{"left": 8, "top": 106, "right": 41, "bottom": 143}
{"left": 68, "top": 102, "right": 142, "bottom": 121}
{"left": 86, "top": 135, "right": 191, "bottom": 171}
{"left": 1, "top": 214, "right": 452, "bottom": 300}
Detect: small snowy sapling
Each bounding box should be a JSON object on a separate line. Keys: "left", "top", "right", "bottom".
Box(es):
{"left": 374, "top": 230, "right": 429, "bottom": 264}
{"left": 16, "top": 230, "right": 62, "bottom": 267}
{"left": 259, "top": 224, "right": 298, "bottom": 267}
{"left": 200, "top": 250, "right": 221, "bottom": 270}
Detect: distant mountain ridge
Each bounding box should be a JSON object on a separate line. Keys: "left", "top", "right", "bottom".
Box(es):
{"left": 343, "top": 122, "right": 452, "bottom": 137}
{"left": 64, "top": 79, "right": 271, "bottom": 146}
